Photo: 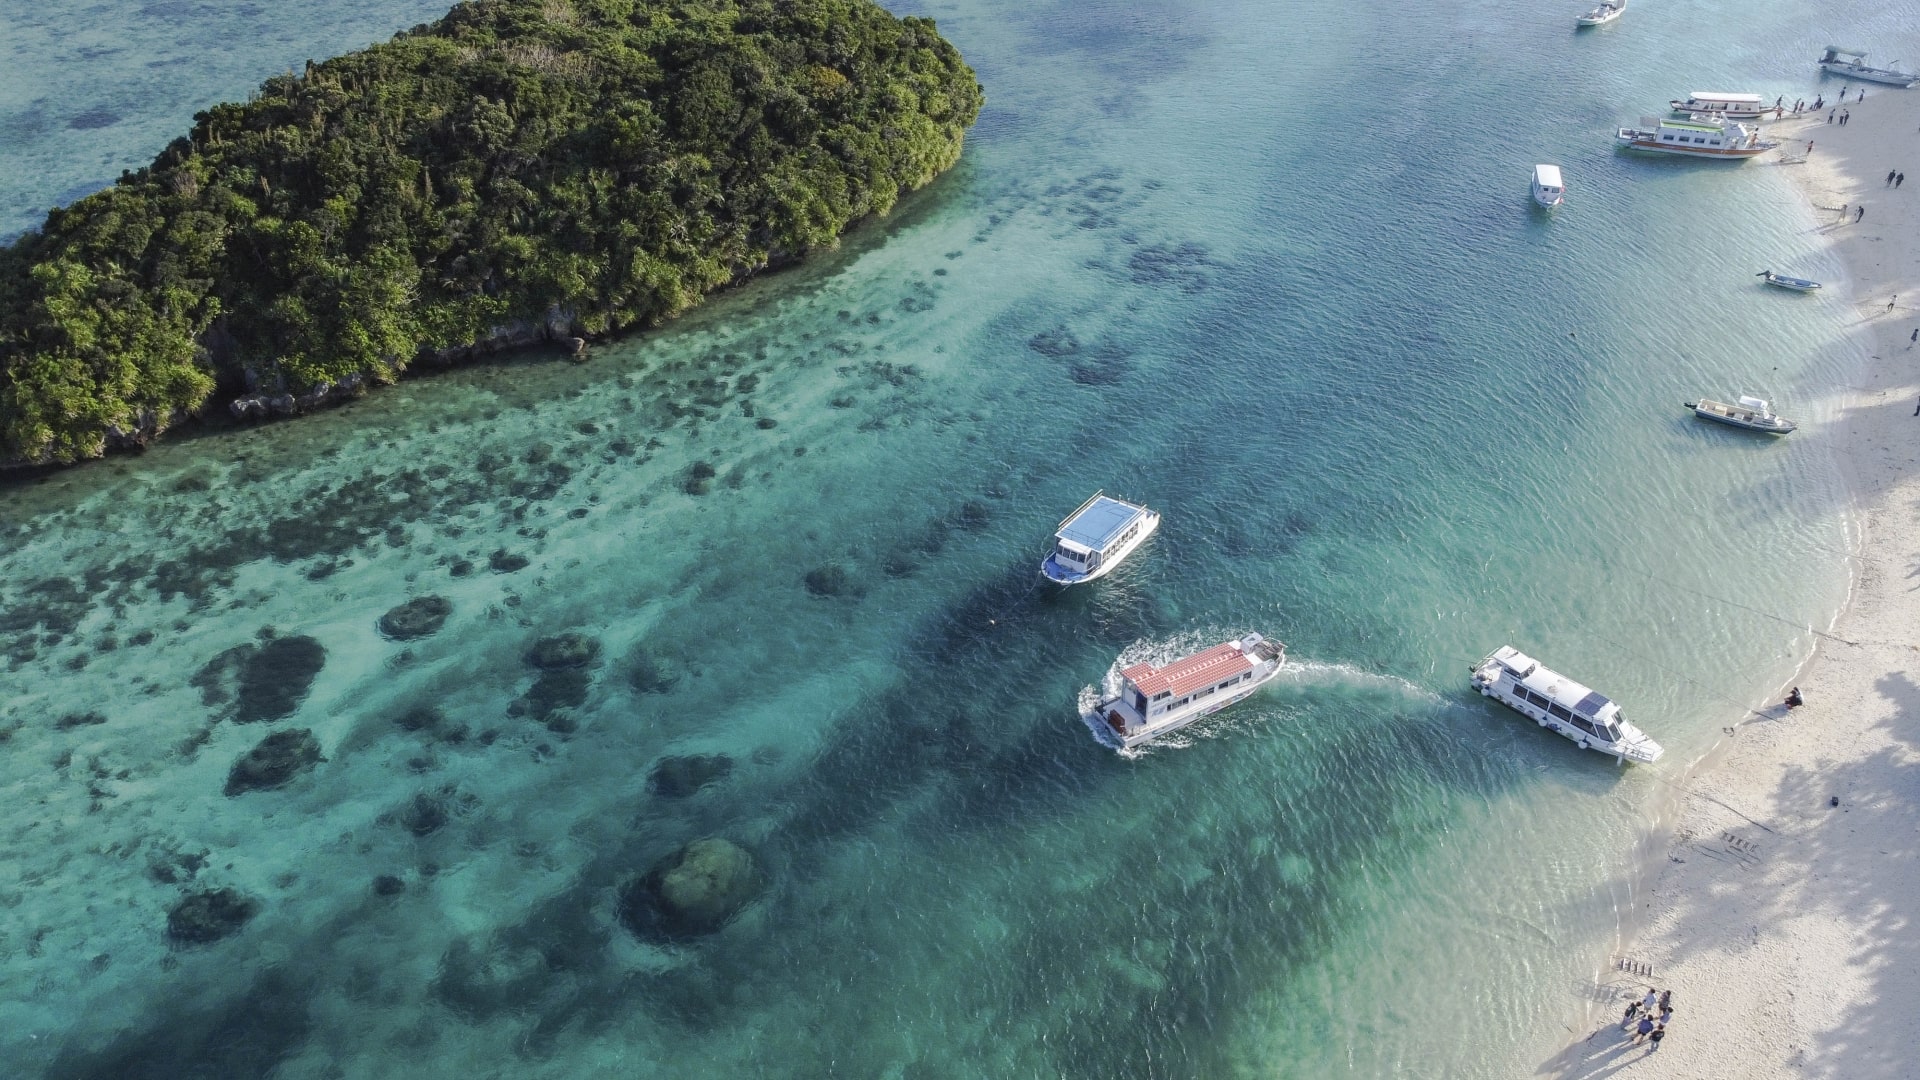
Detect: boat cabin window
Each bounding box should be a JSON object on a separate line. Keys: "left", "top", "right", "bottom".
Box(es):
{"left": 1569, "top": 716, "right": 1598, "bottom": 737}
{"left": 1548, "top": 703, "right": 1574, "bottom": 722}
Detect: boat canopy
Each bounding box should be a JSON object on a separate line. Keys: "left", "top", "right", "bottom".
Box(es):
{"left": 1822, "top": 46, "right": 1868, "bottom": 60}
{"left": 1057, "top": 495, "right": 1147, "bottom": 553}
{"left": 1736, "top": 394, "right": 1771, "bottom": 411}
{"left": 1490, "top": 645, "right": 1538, "bottom": 678}
{"left": 1684, "top": 92, "right": 1762, "bottom": 104}
{"left": 1122, "top": 641, "right": 1254, "bottom": 698}
{"left": 1533, "top": 164, "right": 1563, "bottom": 188}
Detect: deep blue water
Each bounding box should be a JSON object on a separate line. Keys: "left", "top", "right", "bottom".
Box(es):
{"left": 1, "top": 0, "right": 1905, "bottom": 1075}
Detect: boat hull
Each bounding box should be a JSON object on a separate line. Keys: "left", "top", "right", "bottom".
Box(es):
{"left": 1095, "top": 660, "right": 1282, "bottom": 749}
{"left": 1041, "top": 512, "right": 1159, "bottom": 584}
{"left": 1616, "top": 137, "right": 1772, "bottom": 159}
{"left": 1687, "top": 400, "right": 1796, "bottom": 434}
{"left": 1819, "top": 61, "right": 1917, "bottom": 86}
{"left": 1471, "top": 681, "right": 1663, "bottom": 764}
{"left": 1760, "top": 274, "right": 1821, "bottom": 292}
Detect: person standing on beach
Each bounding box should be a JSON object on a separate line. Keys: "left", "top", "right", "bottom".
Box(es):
{"left": 1649, "top": 1023, "right": 1666, "bottom": 1050}
{"left": 1900, "top": 173, "right": 1907, "bottom": 188}
{"left": 1634, "top": 1015, "right": 1656, "bottom": 1044}
{"left": 1659, "top": 989, "right": 1672, "bottom": 1012}
{"left": 1892, "top": 295, "right": 1899, "bottom": 312}
{"left": 1828, "top": 110, "right": 1835, "bottom": 123}
{"left": 1858, "top": 206, "right": 1866, "bottom": 222}
{"left": 1910, "top": 328, "right": 1918, "bottom": 344}
{"left": 1622, "top": 999, "right": 1642, "bottom": 1028}
{"left": 1891, "top": 170, "right": 1900, "bottom": 186}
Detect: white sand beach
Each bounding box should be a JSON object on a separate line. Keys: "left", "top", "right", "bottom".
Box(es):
{"left": 1546, "top": 89, "right": 1920, "bottom": 1079}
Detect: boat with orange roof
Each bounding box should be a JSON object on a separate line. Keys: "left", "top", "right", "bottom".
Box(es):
{"left": 1092, "top": 633, "right": 1286, "bottom": 749}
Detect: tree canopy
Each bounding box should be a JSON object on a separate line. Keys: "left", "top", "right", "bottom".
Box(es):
{"left": 0, "top": 0, "right": 982, "bottom": 464}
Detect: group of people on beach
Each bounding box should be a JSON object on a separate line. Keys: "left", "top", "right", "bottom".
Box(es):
{"left": 1621, "top": 987, "right": 1675, "bottom": 1050}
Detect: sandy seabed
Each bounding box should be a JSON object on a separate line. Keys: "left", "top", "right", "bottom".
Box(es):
{"left": 1547, "top": 88, "right": 1920, "bottom": 1080}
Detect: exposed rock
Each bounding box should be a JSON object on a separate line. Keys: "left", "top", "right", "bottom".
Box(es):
{"left": 224, "top": 729, "right": 324, "bottom": 795}
{"left": 166, "top": 888, "right": 259, "bottom": 944}
{"left": 378, "top": 596, "right": 452, "bottom": 641}
{"left": 527, "top": 632, "right": 601, "bottom": 670}
{"left": 648, "top": 754, "right": 734, "bottom": 798}
{"left": 619, "top": 838, "right": 759, "bottom": 940}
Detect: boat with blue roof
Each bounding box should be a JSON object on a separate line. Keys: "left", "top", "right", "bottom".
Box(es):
{"left": 1470, "top": 646, "right": 1663, "bottom": 764}
{"left": 1041, "top": 491, "right": 1159, "bottom": 584}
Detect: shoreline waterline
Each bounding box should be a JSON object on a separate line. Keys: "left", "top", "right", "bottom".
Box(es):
{"left": 1551, "top": 90, "right": 1920, "bottom": 1079}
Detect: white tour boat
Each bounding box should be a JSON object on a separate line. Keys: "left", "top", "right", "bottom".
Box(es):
{"left": 1686, "top": 395, "right": 1797, "bottom": 435}
{"left": 1616, "top": 114, "right": 1776, "bottom": 159}
{"left": 1575, "top": 0, "right": 1624, "bottom": 27}
{"left": 1818, "top": 47, "right": 1918, "bottom": 88}
{"left": 1092, "top": 633, "right": 1286, "bottom": 749}
{"left": 1470, "top": 646, "right": 1663, "bottom": 765}
{"left": 1756, "top": 270, "right": 1821, "bottom": 292}
{"left": 1530, "top": 164, "right": 1565, "bottom": 208}
{"left": 1667, "top": 92, "right": 1767, "bottom": 119}
{"left": 1041, "top": 491, "right": 1159, "bottom": 584}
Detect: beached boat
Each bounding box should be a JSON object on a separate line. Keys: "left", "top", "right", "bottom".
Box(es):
{"left": 1615, "top": 115, "right": 1776, "bottom": 159}
{"left": 1040, "top": 491, "right": 1159, "bottom": 584}
{"left": 1092, "top": 633, "right": 1286, "bottom": 749}
{"left": 1685, "top": 395, "right": 1797, "bottom": 434}
{"left": 1530, "top": 164, "right": 1565, "bottom": 208}
{"left": 1756, "top": 270, "right": 1822, "bottom": 292}
{"left": 1470, "top": 646, "right": 1663, "bottom": 765}
{"left": 1575, "top": 0, "right": 1623, "bottom": 26}
{"left": 1667, "top": 92, "right": 1767, "bottom": 119}
{"left": 1817, "top": 47, "right": 1918, "bottom": 88}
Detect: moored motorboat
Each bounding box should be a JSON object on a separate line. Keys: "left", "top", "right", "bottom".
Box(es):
{"left": 1817, "top": 47, "right": 1918, "bottom": 88}
{"left": 1531, "top": 164, "right": 1565, "bottom": 208}
{"left": 1575, "top": 0, "right": 1624, "bottom": 26}
{"left": 1685, "top": 395, "right": 1797, "bottom": 434}
{"left": 1667, "top": 92, "right": 1767, "bottom": 119}
{"left": 1616, "top": 115, "right": 1776, "bottom": 159}
{"left": 1756, "top": 270, "right": 1822, "bottom": 292}
{"left": 1041, "top": 491, "right": 1159, "bottom": 584}
{"left": 1091, "top": 633, "right": 1286, "bottom": 749}
{"left": 1470, "top": 646, "right": 1663, "bottom": 764}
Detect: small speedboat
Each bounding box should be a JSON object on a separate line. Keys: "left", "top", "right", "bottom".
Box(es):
{"left": 1757, "top": 270, "right": 1822, "bottom": 292}
{"left": 1817, "top": 46, "right": 1918, "bottom": 88}
{"left": 1531, "top": 164, "right": 1565, "bottom": 208}
{"left": 1576, "top": 0, "right": 1624, "bottom": 26}
{"left": 1685, "top": 395, "right": 1797, "bottom": 434}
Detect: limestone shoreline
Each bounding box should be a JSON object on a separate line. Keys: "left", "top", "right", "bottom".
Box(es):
{"left": 1547, "top": 88, "right": 1920, "bottom": 1079}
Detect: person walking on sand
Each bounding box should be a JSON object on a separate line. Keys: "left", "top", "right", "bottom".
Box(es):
{"left": 1858, "top": 205, "right": 1866, "bottom": 222}
{"left": 1891, "top": 170, "right": 1900, "bottom": 186}
{"left": 1910, "top": 328, "right": 1917, "bottom": 344}
{"left": 1659, "top": 989, "right": 1672, "bottom": 1012}
{"left": 1900, "top": 173, "right": 1907, "bottom": 188}
{"left": 1892, "top": 295, "right": 1899, "bottom": 312}
{"left": 1828, "top": 110, "right": 1835, "bottom": 123}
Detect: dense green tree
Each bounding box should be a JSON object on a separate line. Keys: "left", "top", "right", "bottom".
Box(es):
{"left": 0, "top": 0, "right": 982, "bottom": 464}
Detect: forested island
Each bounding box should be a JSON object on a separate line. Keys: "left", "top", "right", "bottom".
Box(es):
{"left": 0, "top": 0, "right": 981, "bottom": 466}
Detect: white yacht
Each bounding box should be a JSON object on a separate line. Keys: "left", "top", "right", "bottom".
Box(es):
{"left": 1092, "top": 633, "right": 1286, "bottom": 749}
{"left": 1041, "top": 491, "right": 1159, "bottom": 584}
{"left": 1686, "top": 395, "right": 1797, "bottom": 434}
{"left": 1531, "top": 164, "right": 1565, "bottom": 208}
{"left": 1667, "top": 92, "right": 1767, "bottom": 119}
{"left": 1817, "top": 47, "right": 1918, "bottom": 88}
{"left": 1470, "top": 647, "right": 1663, "bottom": 764}
{"left": 1576, "top": 0, "right": 1624, "bottom": 26}
{"left": 1616, "top": 115, "right": 1776, "bottom": 159}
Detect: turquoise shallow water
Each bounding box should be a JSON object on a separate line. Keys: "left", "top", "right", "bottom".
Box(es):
{"left": 1, "top": 0, "right": 1907, "bottom": 1076}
